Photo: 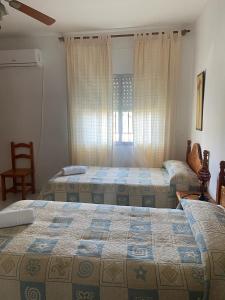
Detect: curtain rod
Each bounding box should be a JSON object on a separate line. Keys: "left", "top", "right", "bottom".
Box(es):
{"left": 58, "top": 29, "right": 190, "bottom": 41}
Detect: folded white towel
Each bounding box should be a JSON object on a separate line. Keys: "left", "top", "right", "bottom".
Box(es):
{"left": 0, "top": 208, "right": 35, "bottom": 229}
{"left": 61, "top": 166, "right": 87, "bottom": 176}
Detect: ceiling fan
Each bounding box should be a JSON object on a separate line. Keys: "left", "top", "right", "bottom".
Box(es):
{"left": 0, "top": 0, "right": 55, "bottom": 25}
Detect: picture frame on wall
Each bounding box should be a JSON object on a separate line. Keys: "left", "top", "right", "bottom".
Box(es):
{"left": 196, "top": 71, "right": 206, "bottom": 131}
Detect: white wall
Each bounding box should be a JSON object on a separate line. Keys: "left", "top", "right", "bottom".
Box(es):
{"left": 112, "top": 37, "right": 134, "bottom": 74}
{"left": 188, "top": 0, "right": 225, "bottom": 198}
{"left": 0, "top": 36, "right": 69, "bottom": 190}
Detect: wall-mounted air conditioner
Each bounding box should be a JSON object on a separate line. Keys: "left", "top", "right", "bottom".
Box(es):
{"left": 0, "top": 49, "right": 42, "bottom": 68}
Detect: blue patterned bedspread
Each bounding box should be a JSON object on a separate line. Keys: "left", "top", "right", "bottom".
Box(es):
{"left": 0, "top": 200, "right": 224, "bottom": 299}
{"left": 40, "top": 163, "right": 199, "bottom": 208}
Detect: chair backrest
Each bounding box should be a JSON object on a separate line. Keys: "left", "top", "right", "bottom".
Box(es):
{"left": 11, "top": 142, "right": 34, "bottom": 171}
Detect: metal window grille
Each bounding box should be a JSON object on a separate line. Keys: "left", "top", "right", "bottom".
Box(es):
{"left": 113, "top": 74, "right": 133, "bottom": 143}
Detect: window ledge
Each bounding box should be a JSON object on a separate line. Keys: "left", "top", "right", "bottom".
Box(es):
{"left": 114, "top": 142, "right": 134, "bottom": 146}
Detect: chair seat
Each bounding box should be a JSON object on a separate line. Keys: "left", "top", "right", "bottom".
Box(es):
{"left": 1, "top": 168, "right": 32, "bottom": 177}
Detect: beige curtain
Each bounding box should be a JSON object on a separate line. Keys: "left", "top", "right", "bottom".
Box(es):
{"left": 65, "top": 36, "right": 113, "bottom": 166}
{"left": 133, "top": 33, "right": 181, "bottom": 167}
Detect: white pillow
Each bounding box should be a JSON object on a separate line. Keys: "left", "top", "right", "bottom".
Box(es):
{"left": 163, "top": 160, "right": 199, "bottom": 190}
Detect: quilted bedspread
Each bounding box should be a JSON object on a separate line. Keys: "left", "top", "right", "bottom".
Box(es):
{"left": 40, "top": 165, "right": 199, "bottom": 208}
{"left": 1, "top": 199, "right": 224, "bottom": 300}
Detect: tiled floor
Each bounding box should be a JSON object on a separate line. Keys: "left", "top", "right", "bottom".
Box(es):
{"left": 0, "top": 192, "right": 39, "bottom": 210}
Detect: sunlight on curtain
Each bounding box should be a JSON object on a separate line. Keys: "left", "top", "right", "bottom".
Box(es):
{"left": 65, "top": 37, "right": 113, "bottom": 166}
{"left": 133, "top": 33, "right": 181, "bottom": 167}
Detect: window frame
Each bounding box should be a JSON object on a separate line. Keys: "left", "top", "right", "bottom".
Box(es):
{"left": 113, "top": 73, "right": 134, "bottom": 145}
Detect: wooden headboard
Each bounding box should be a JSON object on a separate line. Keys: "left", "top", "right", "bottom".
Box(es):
{"left": 186, "top": 140, "right": 209, "bottom": 175}
{"left": 216, "top": 161, "right": 225, "bottom": 207}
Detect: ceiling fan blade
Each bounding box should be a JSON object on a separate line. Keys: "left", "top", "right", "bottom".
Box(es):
{"left": 9, "top": 0, "right": 55, "bottom": 25}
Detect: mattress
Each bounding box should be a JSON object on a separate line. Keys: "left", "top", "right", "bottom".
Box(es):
{"left": 0, "top": 199, "right": 224, "bottom": 299}
{"left": 40, "top": 167, "right": 180, "bottom": 208}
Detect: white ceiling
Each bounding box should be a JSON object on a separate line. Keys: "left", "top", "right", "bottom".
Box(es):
{"left": 0, "top": 0, "right": 208, "bottom": 36}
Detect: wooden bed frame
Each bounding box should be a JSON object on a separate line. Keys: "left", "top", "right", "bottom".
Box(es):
{"left": 186, "top": 140, "right": 209, "bottom": 175}
{"left": 217, "top": 161, "right": 225, "bottom": 206}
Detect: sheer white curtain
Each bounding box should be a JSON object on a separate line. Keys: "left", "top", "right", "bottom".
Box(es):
{"left": 65, "top": 36, "right": 113, "bottom": 166}
{"left": 133, "top": 33, "right": 181, "bottom": 167}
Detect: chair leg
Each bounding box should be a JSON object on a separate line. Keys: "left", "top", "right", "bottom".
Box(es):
{"left": 1, "top": 175, "right": 6, "bottom": 201}
{"left": 13, "top": 177, "right": 17, "bottom": 192}
{"left": 31, "top": 172, "right": 35, "bottom": 194}
{"left": 21, "top": 176, "right": 26, "bottom": 200}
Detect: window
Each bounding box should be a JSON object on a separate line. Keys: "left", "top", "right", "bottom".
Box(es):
{"left": 113, "top": 74, "right": 133, "bottom": 143}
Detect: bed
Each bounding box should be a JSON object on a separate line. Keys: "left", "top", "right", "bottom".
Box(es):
{"left": 217, "top": 160, "right": 225, "bottom": 206}
{"left": 0, "top": 188, "right": 225, "bottom": 299}
{"left": 40, "top": 141, "right": 209, "bottom": 209}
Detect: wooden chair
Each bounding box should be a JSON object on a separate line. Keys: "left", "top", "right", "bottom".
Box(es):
{"left": 1, "top": 142, "right": 35, "bottom": 201}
